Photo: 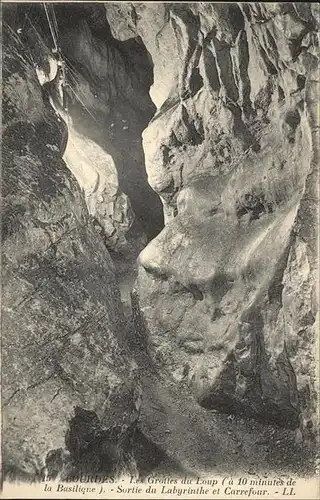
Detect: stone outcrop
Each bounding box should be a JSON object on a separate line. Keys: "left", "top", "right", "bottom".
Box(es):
{"left": 2, "top": 20, "right": 141, "bottom": 480}
{"left": 105, "top": 2, "right": 319, "bottom": 436}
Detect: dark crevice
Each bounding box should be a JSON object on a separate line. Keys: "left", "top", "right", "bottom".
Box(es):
{"left": 211, "top": 308, "right": 225, "bottom": 322}
{"left": 259, "top": 45, "right": 278, "bottom": 75}
{"left": 229, "top": 4, "right": 245, "bottom": 36}
{"left": 236, "top": 192, "right": 274, "bottom": 221}
{"left": 285, "top": 108, "right": 301, "bottom": 132}
{"left": 297, "top": 74, "right": 306, "bottom": 91}
{"left": 65, "top": 407, "right": 132, "bottom": 477}
{"left": 188, "top": 284, "right": 204, "bottom": 301}
{"left": 278, "top": 85, "right": 285, "bottom": 101}
{"left": 132, "top": 429, "right": 184, "bottom": 479}
{"left": 202, "top": 48, "right": 220, "bottom": 92}
{"left": 189, "top": 66, "right": 204, "bottom": 96}
{"left": 267, "top": 232, "right": 294, "bottom": 306}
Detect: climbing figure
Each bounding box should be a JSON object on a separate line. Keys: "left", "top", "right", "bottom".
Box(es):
{"left": 43, "top": 57, "right": 67, "bottom": 117}
{"left": 41, "top": 3, "right": 69, "bottom": 117}
{"left": 57, "top": 56, "right": 68, "bottom": 113}
{"left": 42, "top": 3, "right": 97, "bottom": 125}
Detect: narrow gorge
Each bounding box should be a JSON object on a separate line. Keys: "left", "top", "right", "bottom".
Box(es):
{"left": 2, "top": 2, "right": 319, "bottom": 484}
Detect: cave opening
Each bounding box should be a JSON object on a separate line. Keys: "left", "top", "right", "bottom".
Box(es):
{"left": 15, "top": 2, "right": 165, "bottom": 308}
{"left": 17, "top": 2, "right": 164, "bottom": 245}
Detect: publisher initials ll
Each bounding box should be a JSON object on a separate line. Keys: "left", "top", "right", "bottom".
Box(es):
{"left": 282, "top": 487, "right": 295, "bottom": 496}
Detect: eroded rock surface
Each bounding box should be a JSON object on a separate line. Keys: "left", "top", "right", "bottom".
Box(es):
{"left": 2, "top": 1, "right": 319, "bottom": 482}
{"left": 105, "top": 3, "right": 319, "bottom": 435}
{"left": 18, "top": 3, "right": 163, "bottom": 257}
{"left": 2, "top": 21, "right": 141, "bottom": 480}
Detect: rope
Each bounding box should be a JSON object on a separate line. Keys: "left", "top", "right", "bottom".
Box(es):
{"left": 66, "top": 65, "right": 94, "bottom": 108}
{"left": 64, "top": 58, "right": 82, "bottom": 85}
{"left": 43, "top": 2, "right": 58, "bottom": 51}
{"left": 3, "top": 21, "right": 35, "bottom": 67}
{"left": 4, "top": 21, "right": 24, "bottom": 47}
{"left": 22, "top": 5, "right": 32, "bottom": 31}
{"left": 24, "top": 13, "right": 46, "bottom": 46}
{"left": 65, "top": 82, "right": 99, "bottom": 124}
{"left": 36, "top": 30, "right": 147, "bottom": 172}
{"left": 50, "top": 4, "right": 59, "bottom": 41}
{"left": 62, "top": 56, "right": 101, "bottom": 124}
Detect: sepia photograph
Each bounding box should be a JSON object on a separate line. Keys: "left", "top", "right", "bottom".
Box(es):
{"left": 1, "top": 1, "right": 319, "bottom": 498}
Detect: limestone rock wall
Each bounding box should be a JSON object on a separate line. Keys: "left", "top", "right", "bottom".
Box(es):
{"left": 105, "top": 2, "right": 319, "bottom": 435}
{"left": 2, "top": 2, "right": 319, "bottom": 479}
{"left": 2, "top": 22, "right": 141, "bottom": 480}
{"left": 18, "top": 3, "right": 163, "bottom": 255}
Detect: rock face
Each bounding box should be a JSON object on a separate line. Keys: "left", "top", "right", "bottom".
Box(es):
{"left": 55, "top": 3, "right": 164, "bottom": 251}
{"left": 17, "top": 3, "right": 163, "bottom": 256}
{"left": 2, "top": 20, "right": 141, "bottom": 480}
{"left": 2, "top": 2, "right": 319, "bottom": 481}
{"left": 105, "top": 3, "right": 319, "bottom": 434}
